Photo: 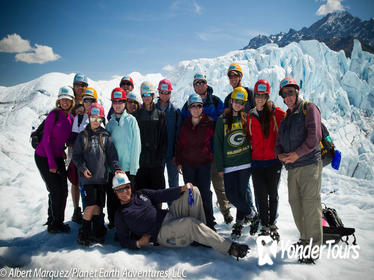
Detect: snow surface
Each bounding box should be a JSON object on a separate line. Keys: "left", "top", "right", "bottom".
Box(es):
{"left": 0, "top": 40, "right": 373, "bottom": 279}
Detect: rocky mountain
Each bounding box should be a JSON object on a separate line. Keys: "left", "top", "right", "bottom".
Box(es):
{"left": 243, "top": 11, "right": 374, "bottom": 57}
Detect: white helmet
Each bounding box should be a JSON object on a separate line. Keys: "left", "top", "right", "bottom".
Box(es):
{"left": 57, "top": 86, "right": 74, "bottom": 101}
{"left": 140, "top": 81, "right": 155, "bottom": 95}
{"left": 112, "top": 173, "right": 131, "bottom": 189}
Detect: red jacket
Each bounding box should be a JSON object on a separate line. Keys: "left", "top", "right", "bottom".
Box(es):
{"left": 247, "top": 106, "right": 285, "bottom": 161}
{"left": 176, "top": 114, "right": 214, "bottom": 167}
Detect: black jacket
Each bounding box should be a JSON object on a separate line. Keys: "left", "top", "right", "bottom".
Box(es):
{"left": 133, "top": 105, "right": 167, "bottom": 168}
{"left": 72, "top": 126, "right": 120, "bottom": 185}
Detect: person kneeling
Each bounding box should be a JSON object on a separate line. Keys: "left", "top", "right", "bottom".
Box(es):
{"left": 113, "top": 173, "right": 249, "bottom": 260}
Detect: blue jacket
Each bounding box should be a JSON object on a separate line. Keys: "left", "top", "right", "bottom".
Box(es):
{"left": 115, "top": 187, "right": 183, "bottom": 250}
{"left": 156, "top": 100, "right": 180, "bottom": 160}
{"left": 179, "top": 86, "right": 224, "bottom": 124}
{"left": 106, "top": 111, "right": 141, "bottom": 176}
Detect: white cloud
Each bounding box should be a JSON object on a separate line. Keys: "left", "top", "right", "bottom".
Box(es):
{"left": 15, "top": 44, "right": 61, "bottom": 64}
{"left": 162, "top": 64, "right": 175, "bottom": 71}
{"left": 0, "top": 33, "right": 32, "bottom": 53}
{"left": 316, "top": 0, "right": 345, "bottom": 15}
{"left": 171, "top": 0, "right": 202, "bottom": 15}
{"left": 193, "top": 1, "right": 201, "bottom": 15}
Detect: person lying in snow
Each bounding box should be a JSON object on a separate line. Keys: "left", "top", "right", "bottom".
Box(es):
{"left": 113, "top": 173, "right": 249, "bottom": 260}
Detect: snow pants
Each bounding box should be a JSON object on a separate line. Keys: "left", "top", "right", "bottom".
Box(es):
{"left": 288, "top": 161, "right": 323, "bottom": 247}
{"left": 35, "top": 154, "right": 68, "bottom": 226}
{"left": 224, "top": 168, "right": 253, "bottom": 221}
{"left": 252, "top": 161, "right": 282, "bottom": 227}
{"left": 157, "top": 187, "right": 231, "bottom": 255}
{"left": 135, "top": 166, "right": 165, "bottom": 191}
{"left": 182, "top": 163, "right": 215, "bottom": 229}
{"left": 211, "top": 157, "right": 231, "bottom": 216}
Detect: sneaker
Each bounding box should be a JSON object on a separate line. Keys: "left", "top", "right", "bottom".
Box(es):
{"left": 259, "top": 226, "right": 270, "bottom": 236}
{"left": 72, "top": 207, "right": 83, "bottom": 224}
{"left": 228, "top": 242, "right": 249, "bottom": 261}
{"left": 77, "top": 228, "right": 91, "bottom": 246}
{"left": 231, "top": 223, "right": 243, "bottom": 239}
{"left": 269, "top": 224, "right": 280, "bottom": 242}
{"left": 223, "top": 212, "right": 234, "bottom": 224}
{"left": 249, "top": 214, "right": 260, "bottom": 235}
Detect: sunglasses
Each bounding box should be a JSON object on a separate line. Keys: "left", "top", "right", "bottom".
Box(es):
{"left": 89, "top": 116, "right": 103, "bottom": 123}
{"left": 115, "top": 185, "right": 131, "bottom": 193}
{"left": 121, "top": 82, "right": 133, "bottom": 87}
{"left": 112, "top": 100, "right": 126, "bottom": 104}
{"left": 255, "top": 93, "right": 268, "bottom": 99}
{"left": 141, "top": 93, "right": 153, "bottom": 97}
{"left": 127, "top": 100, "right": 138, "bottom": 105}
{"left": 74, "top": 83, "right": 87, "bottom": 88}
{"left": 190, "top": 104, "right": 203, "bottom": 109}
{"left": 280, "top": 90, "right": 297, "bottom": 98}
{"left": 159, "top": 91, "right": 171, "bottom": 95}
{"left": 83, "top": 98, "right": 96, "bottom": 103}
{"left": 228, "top": 74, "right": 240, "bottom": 79}
{"left": 194, "top": 81, "right": 206, "bottom": 86}
{"left": 232, "top": 99, "right": 245, "bottom": 105}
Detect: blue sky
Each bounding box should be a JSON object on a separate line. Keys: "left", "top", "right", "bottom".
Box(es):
{"left": 0, "top": 0, "right": 373, "bottom": 86}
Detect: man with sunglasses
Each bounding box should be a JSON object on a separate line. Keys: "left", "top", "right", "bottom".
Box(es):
{"left": 275, "top": 77, "right": 323, "bottom": 264}
{"left": 112, "top": 173, "right": 249, "bottom": 260}
{"left": 179, "top": 72, "right": 233, "bottom": 225}
{"left": 105, "top": 87, "right": 141, "bottom": 228}
{"left": 133, "top": 81, "right": 167, "bottom": 197}
{"left": 107, "top": 76, "right": 135, "bottom": 121}
{"left": 156, "top": 79, "right": 180, "bottom": 190}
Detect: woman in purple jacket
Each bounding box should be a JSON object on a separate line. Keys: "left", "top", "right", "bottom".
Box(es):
{"left": 34, "top": 86, "right": 75, "bottom": 233}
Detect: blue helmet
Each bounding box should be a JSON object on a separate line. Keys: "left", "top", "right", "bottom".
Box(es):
{"left": 187, "top": 94, "right": 203, "bottom": 106}
{"left": 73, "top": 73, "right": 88, "bottom": 85}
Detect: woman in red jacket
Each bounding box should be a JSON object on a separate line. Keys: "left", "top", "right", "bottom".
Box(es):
{"left": 247, "top": 79, "right": 285, "bottom": 241}
{"left": 176, "top": 94, "right": 216, "bottom": 230}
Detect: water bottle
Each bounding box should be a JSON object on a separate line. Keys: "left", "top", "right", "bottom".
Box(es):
{"left": 187, "top": 183, "right": 194, "bottom": 206}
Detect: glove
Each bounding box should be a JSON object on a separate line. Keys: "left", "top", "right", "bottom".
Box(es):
{"left": 332, "top": 149, "right": 341, "bottom": 170}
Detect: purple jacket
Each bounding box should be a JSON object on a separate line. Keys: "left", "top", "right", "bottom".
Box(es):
{"left": 35, "top": 109, "right": 73, "bottom": 170}
{"left": 115, "top": 187, "right": 183, "bottom": 250}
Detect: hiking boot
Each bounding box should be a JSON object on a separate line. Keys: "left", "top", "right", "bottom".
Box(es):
{"left": 249, "top": 214, "right": 260, "bottom": 235}
{"left": 91, "top": 215, "right": 106, "bottom": 244}
{"left": 223, "top": 212, "right": 234, "bottom": 224}
{"left": 298, "top": 257, "right": 317, "bottom": 264}
{"left": 269, "top": 224, "right": 280, "bottom": 242}
{"left": 259, "top": 226, "right": 270, "bottom": 236}
{"left": 72, "top": 207, "right": 83, "bottom": 224}
{"left": 228, "top": 242, "right": 249, "bottom": 261}
{"left": 231, "top": 223, "right": 244, "bottom": 240}
{"left": 77, "top": 228, "right": 91, "bottom": 246}
{"left": 47, "top": 223, "right": 70, "bottom": 234}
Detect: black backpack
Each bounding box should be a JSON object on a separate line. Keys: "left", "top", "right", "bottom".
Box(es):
{"left": 301, "top": 101, "right": 336, "bottom": 167}
{"left": 322, "top": 204, "right": 357, "bottom": 245}
{"left": 30, "top": 110, "right": 59, "bottom": 149}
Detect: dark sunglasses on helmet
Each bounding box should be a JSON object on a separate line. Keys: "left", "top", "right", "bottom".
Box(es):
{"left": 228, "top": 73, "right": 240, "bottom": 79}
{"left": 115, "top": 185, "right": 131, "bottom": 193}
{"left": 83, "top": 98, "right": 96, "bottom": 103}
{"left": 127, "top": 100, "right": 138, "bottom": 105}
{"left": 121, "top": 82, "right": 133, "bottom": 87}
{"left": 141, "top": 93, "right": 153, "bottom": 98}
{"left": 280, "top": 89, "right": 297, "bottom": 98}
{"left": 89, "top": 116, "right": 103, "bottom": 123}
{"left": 232, "top": 99, "right": 245, "bottom": 105}
{"left": 74, "top": 82, "right": 87, "bottom": 88}
{"left": 254, "top": 93, "right": 268, "bottom": 99}
{"left": 159, "top": 90, "right": 171, "bottom": 95}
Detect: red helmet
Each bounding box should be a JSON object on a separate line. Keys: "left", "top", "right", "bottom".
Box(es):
{"left": 158, "top": 79, "right": 173, "bottom": 91}
{"left": 279, "top": 77, "right": 299, "bottom": 95}
{"left": 119, "top": 76, "right": 134, "bottom": 87}
{"left": 89, "top": 103, "right": 105, "bottom": 118}
{"left": 111, "top": 87, "right": 127, "bottom": 101}
{"left": 254, "top": 79, "right": 271, "bottom": 94}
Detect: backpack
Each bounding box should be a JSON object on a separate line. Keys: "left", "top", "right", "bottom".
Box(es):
{"left": 322, "top": 204, "right": 357, "bottom": 245}
{"left": 83, "top": 130, "right": 106, "bottom": 151}
{"left": 301, "top": 101, "right": 336, "bottom": 167}
{"left": 30, "top": 110, "right": 59, "bottom": 149}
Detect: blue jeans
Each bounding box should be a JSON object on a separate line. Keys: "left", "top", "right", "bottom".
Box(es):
{"left": 182, "top": 163, "right": 215, "bottom": 229}
{"left": 224, "top": 168, "right": 254, "bottom": 221}
{"left": 164, "top": 158, "right": 179, "bottom": 188}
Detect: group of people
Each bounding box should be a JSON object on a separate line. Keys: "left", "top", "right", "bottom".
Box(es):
{"left": 34, "top": 64, "right": 324, "bottom": 264}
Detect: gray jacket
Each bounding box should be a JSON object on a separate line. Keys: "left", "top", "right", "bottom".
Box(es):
{"left": 73, "top": 126, "right": 120, "bottom": 185}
